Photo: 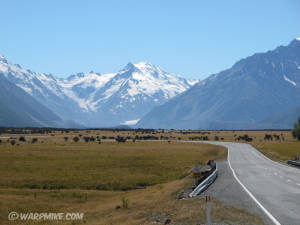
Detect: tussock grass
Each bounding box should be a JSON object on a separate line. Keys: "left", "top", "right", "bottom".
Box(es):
{"left": 0, "top": 141, "right": 225, "bottom": 190}
{"left": 254, "top": 142, "right": 300, "bottom": 162}
{"left": 0, "top": 178, "right": 263, "bottom": 225}
{"left": 0, "top": 130, "right": 267, "bottom": 225}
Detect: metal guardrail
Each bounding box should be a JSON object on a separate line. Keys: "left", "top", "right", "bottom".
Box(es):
{"left": 287, "top": 160, "right": 300, "bottom": 167}
{"left": 189, "top": 165, "right": 218, "bottom": 198}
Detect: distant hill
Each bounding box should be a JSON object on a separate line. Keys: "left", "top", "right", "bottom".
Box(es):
{"left": 137, "top": 38, "right": 300, "bottom": 129}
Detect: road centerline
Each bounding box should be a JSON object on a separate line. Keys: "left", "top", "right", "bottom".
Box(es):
{"left": 227, "top": 145, "right": 282, "bottom": 225}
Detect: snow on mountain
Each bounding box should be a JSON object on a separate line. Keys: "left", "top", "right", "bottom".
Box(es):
{"left": 0, "top": 74, "right": 63, "bottom": 127}
{"left": 283, "top": 75, "right": 297, "bottom": 86}
{"left": 0, "top": 56, "right": 196, "bottom": 127}
{"left": 137, "top": 38, "right": 300, "bottom": 129}
{"left": 61, "top": 62, "right": 196, "bottom": 126}
{"left": 121, "top": 119, "right": 140, "bottom": 126}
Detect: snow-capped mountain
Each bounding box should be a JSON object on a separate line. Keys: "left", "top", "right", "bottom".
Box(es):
{"left": 0, "top": 54, "right": 84, "bottom": 122}
{"left": 0, "top": 73, "right": 63, "bottom": 127}
{"left": 0, "top": 56, "right": 196, "bottom": 127}
{"left": 137, "top": 38, "right": 300, "bottom": 129}
{"left": 72, "top": 62, "right": 196, "bottom": 126}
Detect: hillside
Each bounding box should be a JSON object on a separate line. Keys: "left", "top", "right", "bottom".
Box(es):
{"left": 137, "top": 38, "right": 300, "bottom": 129}
{"left": 0, "top": 74, "right": 62, "bottom": 127}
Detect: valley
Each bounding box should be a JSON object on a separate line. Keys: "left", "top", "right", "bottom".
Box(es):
{"left": 0, "top": 128, "right": 299, "bottom": 225}
{"left": 1, "top": 3, "right": 299, "bottom": 225}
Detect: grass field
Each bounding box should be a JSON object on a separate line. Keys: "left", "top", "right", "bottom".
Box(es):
{"left": 254, "top": 142, "right": 300, "bottom": 162}
{"left": 1, "top": 128, "right": 299, "bottom": 224}
{"left": 0, "top": 139, "right": 244, "bottom": 225}
{"left": 0, "top": 178, "right": 264, "bottom": 225}
{"left": 0, "top": 141, "right": 225, "bottom": 190}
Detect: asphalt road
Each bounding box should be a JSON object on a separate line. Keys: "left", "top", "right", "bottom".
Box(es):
{"left": 205, "top": 142, "right": 300, "bottom": 225}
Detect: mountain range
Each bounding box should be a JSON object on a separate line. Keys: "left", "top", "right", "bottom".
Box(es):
{"left": 137, "top": 38, "right": 300, "bottom": 129}
{"left": 0, "top": 55, "right": 196, "bottom": 127}
{"left": 1, "top": 38, "right": 299, "bottom": 129}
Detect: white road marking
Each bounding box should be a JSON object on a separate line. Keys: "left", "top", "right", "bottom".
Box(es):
{"left": 296, "top": 183, "right": 300, "bottom": 186}
{"left": 287, "top": 179, "right": 291, "bottom": 183}
{"left": 273, "top": 172, "right": 277, "bottom": 176}
{"left": 227, "top": 146, "right": 282, "bottom": 225}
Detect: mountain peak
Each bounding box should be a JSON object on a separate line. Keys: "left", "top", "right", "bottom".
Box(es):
{"left": 134, "top": 61, "right": 158, "bottom": 71}
{"left": 289, "top": 38, "right": 300, "bottom": 48}
{"left": 124, "top": 62, "right": 135, "bottom": 70}
{"left": 122, "top": 61, "right": 159, "bottom": 74}
{"left": 134, "top": 61, "right": 154, "bottom": 67}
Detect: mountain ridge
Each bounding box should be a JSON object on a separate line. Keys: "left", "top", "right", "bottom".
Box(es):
{"left": 137, "top": 38, "right": 300, "bottom": 129}
{"left": 0, "top": 74, "right": 63, "bottom": 127}
{"left": 0, "top": 56, "right": 197, "bottom": 127}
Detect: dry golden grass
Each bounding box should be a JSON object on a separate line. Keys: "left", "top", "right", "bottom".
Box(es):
{"left": 1, "top": 129, "right": 297, "bottom": 224}
{"left": 0, "top": 177, "right": 263, "bottom": 225}
{"left": 254, "top": 142, "right": 300, "bottom": 162}
{"left": 0, "top": 141, "right": 225, "bottom": 190}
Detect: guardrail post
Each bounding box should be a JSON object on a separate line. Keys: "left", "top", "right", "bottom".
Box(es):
{"left": 206, "top": 196, "right": 211, "bottom": 225}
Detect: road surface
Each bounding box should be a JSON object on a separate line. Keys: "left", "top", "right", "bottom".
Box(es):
{"left": 206, "top": 142, "right": 300, "bottom": 225}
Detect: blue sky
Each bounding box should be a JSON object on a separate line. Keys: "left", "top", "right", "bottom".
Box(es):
{"left": 0, "top": 0, "right": 299, "bottom": 79}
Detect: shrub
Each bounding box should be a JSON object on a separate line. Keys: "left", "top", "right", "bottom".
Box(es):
{"left": 64, "top": 137, "right": 69, "bottom": 142}
{"left": 83, "top": 136, "right": 90, "bottom": 143}
{"left": 122, "top": 196, "right": 129, "bottom": 209}
{"left": 31, "top": 138, "right": 38, "bottom": 144}
{"left": 238, "top": 134, "right": 252, "bottom": 142}
{"left": 89, "top": 136, "right": 95, "bottom": 142}
{"left": 10, "top": 140, "right": 16, "bottom": 145}
{"left": 273, "top": 134, "right": 280, "bottom": 141}
{"left": 264, "top": 134, "right": 273, "bottom": 141}
{"left": 19, "top": 136, "right": 26, "bottom": 142}
{"left": 116, "top": 136, "right": 126, "bottom": 143}
{"left": 73, "top": 136, "right": 80, "bottom": 142}
{"left": 292, "top": 117, "right": 300, "bottom": 140}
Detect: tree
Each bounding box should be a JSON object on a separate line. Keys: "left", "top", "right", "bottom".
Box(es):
{"left": 116, "top": 136, "right": 126, "bottom": 143}
{"left": 83, "top": 136, "right": 90, "bottom": 143}
{"left": 292, "top": 117, "right": 300, "bottom": 141}
{"left": 89, "top": 136, "right": 95, "bottom": 142}
{"left": 19, "top": 136, "right": 26, "bottom": 142}
{"left": 73, "top": 136, "right": 80, "bottom": 142}
{"left": 31, "top": 138, "right": 38, "bottom": 144}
